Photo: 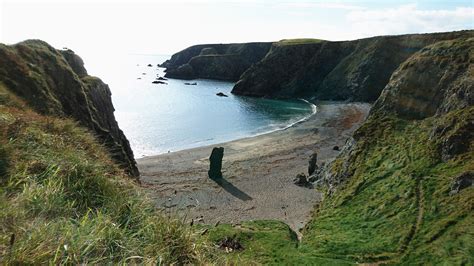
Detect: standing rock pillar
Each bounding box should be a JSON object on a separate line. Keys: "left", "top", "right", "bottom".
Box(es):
{"left": 208, "top": 147, "right": 224, "bottom": 179}
{"left": 308, "top": 152, "right": 318, "bottom": 176}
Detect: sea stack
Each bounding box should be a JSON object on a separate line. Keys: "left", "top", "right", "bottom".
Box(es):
{"left": 208, "top": 147, "right": 224, "bottom": 179}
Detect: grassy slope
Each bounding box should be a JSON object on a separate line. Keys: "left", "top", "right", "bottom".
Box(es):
{"left": 276, "top": 39, "right": 325, "bottom": 46}
{"left": 0, "top": 84, "right": 205, "bottom": 264}
{"left": 303, "top": 109, "right": 474, "bottom": 264}
{"left": 202, "top": 109, "right": 473, "bottom": 264}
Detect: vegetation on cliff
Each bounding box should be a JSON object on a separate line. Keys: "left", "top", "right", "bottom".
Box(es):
{"left": 0, "top": 40, "right": 138, "bottom": 177}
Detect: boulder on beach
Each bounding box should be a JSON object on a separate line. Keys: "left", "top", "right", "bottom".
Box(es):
{"left": 293, "top": 173, "right": 311, "bottom": 187}
{"left": 216, "top": 92, "right": 228, "bottom": 97}
{"left": 208, "top": 147, "right": 224, "bottom": 179}
{"left": 147, "top": 64, "right": 152, "bottom": 67}
{"left": 333, "top": 146, "right": 340, "bottom": 151}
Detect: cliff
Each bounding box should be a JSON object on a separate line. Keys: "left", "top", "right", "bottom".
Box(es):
{"left": 303, "top": 37, "right": 473, "bottom": 263}
{"left": 162, "top": 42, "right": 272, "bottom": 81}
{"left": 0, "top": 40, "right": 138, "bottom": 177}
{"left": 232, "top": 30, "right": 474, "bottom": 102}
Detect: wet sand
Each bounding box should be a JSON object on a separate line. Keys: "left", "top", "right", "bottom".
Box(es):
{"left": 138, "top": 102, "right": 371, "bottom": 233}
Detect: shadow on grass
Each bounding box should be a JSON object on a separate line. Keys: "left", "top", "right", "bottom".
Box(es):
{"left": 210, "top": 177, "right": 252, "bottom": 201}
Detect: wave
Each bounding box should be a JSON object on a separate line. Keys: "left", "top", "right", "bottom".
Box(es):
{"left": 246, "top": 98, "right": 317, "bottom": 137}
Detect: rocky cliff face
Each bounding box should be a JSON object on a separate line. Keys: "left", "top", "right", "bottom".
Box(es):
{"left": 162, "top": 42, "right": 272, "bottom": 81}
{"left": 0, "top": 40, "right": 139, "bottom": 177}
{"left": 232, "top": 31, "right": 473, "bottom": 102}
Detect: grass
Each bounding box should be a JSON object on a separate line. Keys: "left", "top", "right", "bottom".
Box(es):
{"left": 302, "top": 109, "right": 474, "bottom": 264}
{"left": 0, "top": 84, "right": 207, "bottom": 264}
{"left": 276, "top": 38, "right": 325, "bottom": 46}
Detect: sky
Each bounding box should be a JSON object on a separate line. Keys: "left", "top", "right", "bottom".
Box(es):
{"left": 1, "top": 0, "right": 473, "bottom": 65}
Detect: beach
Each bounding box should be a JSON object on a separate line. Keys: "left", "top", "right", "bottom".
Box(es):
{"left": 138, "top": 102, "right": 371, "bottom": 233}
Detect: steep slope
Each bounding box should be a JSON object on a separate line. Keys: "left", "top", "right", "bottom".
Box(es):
{"left": 0, "top": 40, "right": 138, "bottom": 177}
{"left": 304, "top": 37, "right": 473, "bottom": 264}
{"left": 232, "top": 30, "right": 473, "bottom": 102}
{"left": 162, "top": 42, "right": 272, "bottom": 81}
{"left": 0, "top": 84, "right": 203, "bottom": 263}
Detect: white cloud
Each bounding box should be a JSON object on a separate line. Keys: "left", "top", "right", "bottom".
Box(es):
{"left": 276, "top": 2, "right": 364, "bottom": 10}
{"left": 346, "top": 4, "right": 474, "bottom": 38}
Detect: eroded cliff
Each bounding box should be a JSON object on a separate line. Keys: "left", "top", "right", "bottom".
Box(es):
{"left": 0, "top": 40, "right": 138, "bottom": 177}
{"left": 232, "top": 30, "right": 473, "bottom": 102}
{"left": 162, "top": 42, "right": 272, "bottom": 81}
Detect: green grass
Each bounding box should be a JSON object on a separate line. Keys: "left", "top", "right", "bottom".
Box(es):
{"left": 0, "top": 85, "right": 207, "bottom": 264}
{"left": 276, "top": 38, "right": 325, "bottom": 46}
{"left": 302, "top": 109, "right": 474, "bottom": 264}
{"left": 200, "top": 220, "right": 353, "bottom": 265}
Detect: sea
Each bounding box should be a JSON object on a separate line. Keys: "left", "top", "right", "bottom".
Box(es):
{"left": 84, "top": 54, "right": 316, "bottom": 158}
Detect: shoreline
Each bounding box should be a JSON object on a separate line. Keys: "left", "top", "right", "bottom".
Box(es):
{"left": 138, "top": 102, "right": 371, "bottom": 233}
{"left": 137, "top": 97, "right": 318, "bottom": 158}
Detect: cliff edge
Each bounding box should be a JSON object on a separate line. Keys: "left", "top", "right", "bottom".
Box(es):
{"left": 0, "top": 40, "right": 139, "bottom": 177}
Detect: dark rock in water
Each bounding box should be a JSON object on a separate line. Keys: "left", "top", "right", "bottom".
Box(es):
{"left": 218, "top": 235, "right": 244, "bottom": 251}
{"left": 216, "top": 92, "right": 228, "bottom": 97}
{"left": 450, "top": 171, "right": 473, "bottom": 195}
{"left": 147, "top": 64, "right": 152, "bottom": 67}
{"left": 142, "top": 73, "right": 146, "bottom": 75}
{"left": 294, "top": 173, "right": 311, "bottom": 188}
{"left": 333, "top": 146, "right": 340, "bottom": 151}
{"left": 157, "top": 77, "right": 168, "bottom": 81}
{"left": 137, "top": 77, "right": 141, "bottom": 80}
{"left": 308, "top": 152, "right": 318, "bottom": 175}
{"left": 184, "top": 82, "right": 197, "bottom": 85}
{"left": 208, "top": 147, "right": 224, "bottom": 179}
{"left": 152, "top": 80, "right": 167, "bottom": 85}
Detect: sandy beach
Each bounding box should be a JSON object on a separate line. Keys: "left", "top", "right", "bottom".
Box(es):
{"left": 138, "top": 102, "right": 371, "bottom": 233}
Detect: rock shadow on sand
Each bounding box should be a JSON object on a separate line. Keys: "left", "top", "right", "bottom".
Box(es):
{"left": 211, "top": 177, "right": 252, "bottom": 201}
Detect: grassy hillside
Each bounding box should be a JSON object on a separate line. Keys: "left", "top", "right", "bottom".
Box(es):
{"left": 303, "top": 110, "right": 473, "bottom": 264}
{"left": 0, "top": 84, "right": 205, "bottom": 264}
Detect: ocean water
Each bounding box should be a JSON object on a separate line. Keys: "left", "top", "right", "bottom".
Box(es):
{"left": 84, "top": 54, "right": 315, "bottom": 158}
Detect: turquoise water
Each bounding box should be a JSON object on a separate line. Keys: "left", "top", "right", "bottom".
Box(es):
{"left": 85, "top": 54, "right": 315, "bottom": 158}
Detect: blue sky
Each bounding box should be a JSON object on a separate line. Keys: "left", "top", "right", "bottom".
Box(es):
{"left": 1, "top": 0, "right": 472, "bottom": 57}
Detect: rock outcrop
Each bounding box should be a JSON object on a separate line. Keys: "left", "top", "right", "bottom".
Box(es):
{"left": 162, "top": 42, "right": 272, "bottom": 81}
{"left": 0, "top": 40, "right": 139, "bottom": 177}
{"left": 232, "top": 31, "right": 473, "bottom": 102}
